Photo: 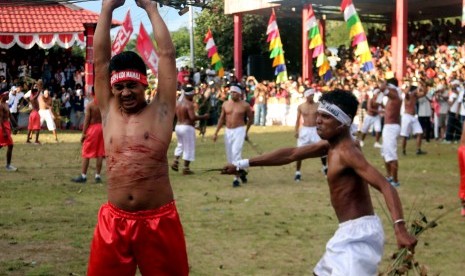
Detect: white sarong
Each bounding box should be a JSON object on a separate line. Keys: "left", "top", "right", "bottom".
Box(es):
{"left": 174, "top": 125, "right": 196, "bottom": 161}
{"left": 38, "top": 109, "right": 56, "bottom": 131}
{"left": 381, "top": 124, "right": 400, "bottom": 162}
{"left": 361, "top": 114, "right": 382, "bottom": 133}
{"left": 400, "top": 113, "right": 423, "bottom": 137}
{"left": 297, "top": 126, "right": 321, "bottom": 147}
{"left": 224, "top": 126, "right": 246, "bottom": 163}
{"left": 314, "top": 215, "right": 384, "bottom": 276}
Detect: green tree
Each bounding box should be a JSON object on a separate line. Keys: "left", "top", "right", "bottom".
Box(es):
{"left": 171, "top": 27, "right": 191, "bottom": 57}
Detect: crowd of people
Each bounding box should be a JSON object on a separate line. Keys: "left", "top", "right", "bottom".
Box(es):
{"left": 0, "top": 5, "right": 464, "bottom": 274}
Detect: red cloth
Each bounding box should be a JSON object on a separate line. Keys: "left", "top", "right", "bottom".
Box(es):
{"left": 28, "top": 110, "right": 41, "bottom": 130}
{"left": 458, "top": 146, "right": 465, "bottom": 200}
{"left": 82, "top": 123, "right": 105, "bottom": 158}
{"left": 0, "top": 121, "right": 13, "bottom": 146}
{"left": 87, "top": 201, "right": 189, "bottom": 276}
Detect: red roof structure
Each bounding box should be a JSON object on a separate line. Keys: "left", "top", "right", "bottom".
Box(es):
{"left": 0, "top": 3, "right": 120, "bottom": 49}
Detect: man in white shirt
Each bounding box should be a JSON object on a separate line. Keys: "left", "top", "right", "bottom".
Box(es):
{"left": 205, "top": 65, "right": 216, "bottom": 84}
{"left": 417, "top": 90, "right": 433, "bottom": 143}
{"left": 8, "top": 85, "right": 24, "bottom": 134}
{"left": 445, "top": 80, "right": 463, "bottom": 143}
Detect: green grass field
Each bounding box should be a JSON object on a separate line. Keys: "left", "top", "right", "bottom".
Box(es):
{"left": 0, "top": 126, "right": 463, "bottom": 275}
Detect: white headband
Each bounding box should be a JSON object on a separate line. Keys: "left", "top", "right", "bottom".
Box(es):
{"left": 386, "top": 83, "right": 402, "bottom": 97}
{"left": 317, "top": 101, "right": 352, "bottom": 126}
{"left": 182, "top": 87, "right": 195, "bottom": 96}
{"left": 304, "top": 89, "right": 315, "bottom": 98}
{"left": 230, "top": 85, "right": 242, "bottom": 94}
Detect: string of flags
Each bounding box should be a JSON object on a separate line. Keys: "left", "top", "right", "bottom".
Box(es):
{"left": 306, "top": 5, "right": 332, "bottom": 81}
{"left": 266, "top": 9, "right": 288, "bottom": 84}
{"left": 340, "top": 0, "right": 374, "bottom": 72}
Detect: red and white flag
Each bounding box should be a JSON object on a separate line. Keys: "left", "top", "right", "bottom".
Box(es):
{"left": 136, "top": 24, "right": 159, "bottom": 76}
{"left": 111, "top": 10, "right": 133, "bottom": 57}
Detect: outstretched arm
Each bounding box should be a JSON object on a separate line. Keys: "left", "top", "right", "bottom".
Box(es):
{"left": 137, "top": 0, "right": 176, "bottom": 111}
{"left": 93, "top": 0, "right": 124, "bottom": 114}
{"left": 222, "top": 140, "right": 330, "bottom": 173}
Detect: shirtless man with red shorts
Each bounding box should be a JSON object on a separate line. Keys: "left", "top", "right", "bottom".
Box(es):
{"left": 0, "top": 91, "right": 17, "bottom": 171}
{"left": 87, "top": 0, "right": 188, "bottom": 275}
{"left": 71, "top": 96, "right": 105, "bottom": 184}
{"left": 25, "top": 87, "right": 41, "bottom": 144}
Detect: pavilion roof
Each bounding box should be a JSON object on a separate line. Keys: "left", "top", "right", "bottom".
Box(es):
{"left": 0, "top": 1, "right": 120, "bottom": 34}
{"left": 0, "top": 1, "right": 120, "bottom": 49}
{"left": 228, "top": 0, "right": 463, "bottom": 23}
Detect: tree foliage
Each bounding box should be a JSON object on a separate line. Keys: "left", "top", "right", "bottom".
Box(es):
{"left": 171, "top": 27, "right": 191, "bottom": 57}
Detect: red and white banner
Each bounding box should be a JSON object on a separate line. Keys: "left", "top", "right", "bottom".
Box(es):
{"left": 0, "top": 33, "right": 85, "bottom": 49}
{"left": 111, "top": 10, "right": 133, "bottom": 57}
{"left": 136, "top": 24, "right": 159, "bottom": 76}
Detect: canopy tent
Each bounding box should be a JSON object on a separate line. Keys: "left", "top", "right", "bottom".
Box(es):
{"left": 0, "top": 1, "right": 120, "bottom": 49}
{"left": 0, "top": 0, "right": 121, "bottom": 94}
{"left": 225, "top": 0, "right": 464, "bottom": 82}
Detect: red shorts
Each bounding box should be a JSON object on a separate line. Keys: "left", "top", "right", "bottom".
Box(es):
{"left": 0, "top": 121, "right": 13, "bottom": 146}
{"left": 82, "top": 124, "right": 105, "bottom": 158}
{"left": 28, "top": 110, "right": 41, "bottom": 130}
{"left": 458, "top": 146, "right": 465, "bottom": 200}
{"left": 87, "top": 201, "right": 189, "bottom": 276}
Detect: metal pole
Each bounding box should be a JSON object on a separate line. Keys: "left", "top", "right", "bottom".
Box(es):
{"left": 189, "top": 6, "right": 195, "bottom": 69}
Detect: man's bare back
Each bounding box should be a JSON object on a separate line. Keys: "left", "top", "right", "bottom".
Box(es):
{"left": 175, "top": 99, "right": 196, "bottom": 126}
{"left": 86, "top": 101, "right": 103, "bottom": 125}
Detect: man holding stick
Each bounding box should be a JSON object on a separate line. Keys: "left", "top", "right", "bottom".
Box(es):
{"left": 87, "top": 0, "right": 188, "bottom": 275}
{"left": 380, "top": 78, "right": 403, "bottom": 187}
{"left": 213, "top": 84, "right": 253, "bottom": 187}
{"left": 222, "top": 89, "right": 417, "bottom": 275}
{"left": 171, "top": 84, "right": 209, "bottom": 175}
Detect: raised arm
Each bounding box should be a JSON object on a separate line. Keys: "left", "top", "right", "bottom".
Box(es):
{"left": 93, "top": 0, "right": 124, "bottom": 113}
{"left": 137, "top": 0, "right": 177, "bottom": 110}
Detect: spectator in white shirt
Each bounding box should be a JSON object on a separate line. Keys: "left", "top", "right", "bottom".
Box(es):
{"left": 8, "top": 85, "right": 24, "bottom": 134}
{"left": 445, "top": 80, "right": 463, "bottom": 143}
